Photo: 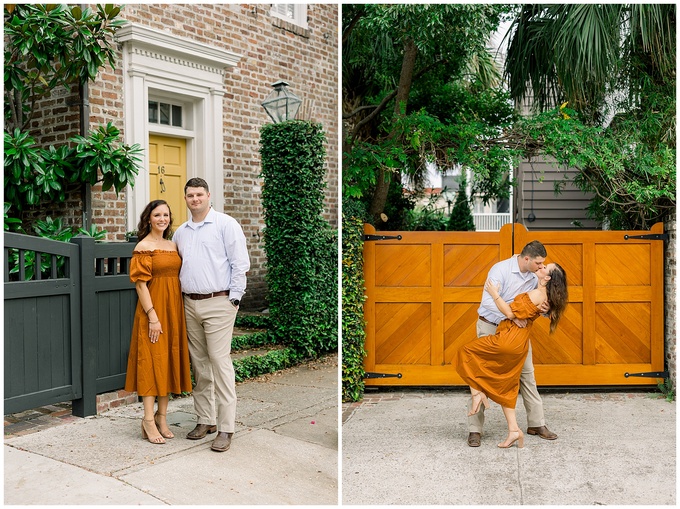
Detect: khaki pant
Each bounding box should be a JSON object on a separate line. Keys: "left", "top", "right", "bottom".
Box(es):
{"left": 184, "top": 295, "right": 238, "bottom": 433}
{"left": 468, "top": 318, "right": 545, "bottom": 433}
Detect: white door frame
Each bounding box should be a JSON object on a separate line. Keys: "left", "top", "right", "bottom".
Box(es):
{"left": 116, "top": 23, "right": 242, "bottom": 230}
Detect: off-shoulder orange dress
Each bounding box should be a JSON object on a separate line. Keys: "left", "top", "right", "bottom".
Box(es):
{"left": 124, "top": 250, "right": 192, "bottom": 396}
{"left": 455, "top": 293, "right": 541, "bottom": 408}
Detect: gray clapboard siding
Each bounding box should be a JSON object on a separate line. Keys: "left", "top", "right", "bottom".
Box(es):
{"left": 515, "top": 157, "right": 599, "bottom": 230}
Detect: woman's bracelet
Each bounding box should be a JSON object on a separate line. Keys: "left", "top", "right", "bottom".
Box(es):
{"left": 494, "top": 296, "right": 501, "bottom": 300}
{"left": 145, "top": 306, "right": 154, "bottom": 315}
{"left": 149, "top": 319, "right": 160, "bottom": 325}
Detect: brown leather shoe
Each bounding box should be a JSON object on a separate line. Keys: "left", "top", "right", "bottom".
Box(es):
{"left": 211, "top": 432, "right": 233, "bottom": 452}
{"left": 467, "top": 432, "right": 481, "bottom": 447}
{"left": 186, "top": 423, "right": 217, "bottom": 440}
{"left": 527, "top": 425, "right": 557, "bottom": 440}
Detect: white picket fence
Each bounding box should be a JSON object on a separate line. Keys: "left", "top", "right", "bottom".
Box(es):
{"left": 473, "top": 213, "right": 512, "bottom": 231}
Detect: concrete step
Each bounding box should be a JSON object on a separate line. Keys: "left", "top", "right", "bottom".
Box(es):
{"left": 233, "top": 327, "right": 266, "bottom": 337}
{"left": 232, "top": 345, "right": 287, "bottom": 361}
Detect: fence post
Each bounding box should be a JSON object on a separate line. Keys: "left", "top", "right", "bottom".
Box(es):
{"left": 71, "top": 235, "right": 97, "bottom": 417}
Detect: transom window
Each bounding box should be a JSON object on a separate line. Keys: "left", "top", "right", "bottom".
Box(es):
{"left": 148, "top": 100, "right": 183, "bottom": 127}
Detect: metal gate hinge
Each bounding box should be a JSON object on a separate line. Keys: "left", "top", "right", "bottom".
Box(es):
{"left": 623, "top": 233, "right": 668, "bottom": 241}
{"left": 363, "top": 234, "right": 402, "bottom": 242}
{"left": 364, "top": 372, "right": 403, "bottom": 379}
{"left": 624, "top": 371, "right": 669, "bottom": 379}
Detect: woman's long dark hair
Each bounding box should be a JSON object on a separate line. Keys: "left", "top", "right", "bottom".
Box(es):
{"left": 547, "top": 263, "right": 568, "bottom": 333}
{"left": 137, "top": 200, "right": 173, "bottom": 242}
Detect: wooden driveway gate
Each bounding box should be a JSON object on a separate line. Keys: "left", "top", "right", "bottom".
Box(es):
{"left": 363, "top": 223, "right": 665, "bottom": 387}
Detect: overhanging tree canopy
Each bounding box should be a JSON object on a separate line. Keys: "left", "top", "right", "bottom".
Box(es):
{"left": 343, "top": 4, "right": 513, "bottom": 224}
{"left": 343, "top": 4, "right": 675, "bottom": 231}
{"left": 4, "top": 4, "right": 141, "bottom": 228}
{"left": 503, "top": 4, "right": 676, "bottom": 229}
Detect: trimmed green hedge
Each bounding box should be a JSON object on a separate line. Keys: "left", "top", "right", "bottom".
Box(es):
{"left": 259, "top": 120, "right": 338, "bottom": 358}
{"left": 233, "top": 347, "right": 300, "bottom": 382}
{"left": 235, "top": 314, "right": 270, "bottom": 329}
{"left": 231, "top": 331, "right": 275, "bottom": 351}
{"left": 342, "top": 198, "right": 367, "bottom": 402}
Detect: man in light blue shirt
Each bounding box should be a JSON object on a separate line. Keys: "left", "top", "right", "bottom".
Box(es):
{"left": 173, "top": 177, "right": 250, "bottom": 452}
{"left": 467, "top": 240, "right": 557, "bottom": 447}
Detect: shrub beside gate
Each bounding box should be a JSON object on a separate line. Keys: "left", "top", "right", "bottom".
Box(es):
{"left": 342, "top": 199, "right": 368, "bottom": 402}
{"left": 260, "top": 120, "right": 338, "bottom": 361}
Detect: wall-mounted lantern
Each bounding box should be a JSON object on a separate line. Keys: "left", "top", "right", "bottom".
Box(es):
{"left": 261, "top": 80, "right": 302, "bottom": 123}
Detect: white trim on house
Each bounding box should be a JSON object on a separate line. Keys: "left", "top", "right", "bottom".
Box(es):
{"left": 115, "top": 23, "right": 243, "bottom": 231}
{"left": 270, "top": 4, "right": 308, "bottom": 29}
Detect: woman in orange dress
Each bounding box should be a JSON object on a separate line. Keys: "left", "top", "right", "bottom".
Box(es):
{"left": 125, "top": 200, "right": 193, "bottom": 444}
{"left": 455, "top": 263, "right": 568, "bottom": 449}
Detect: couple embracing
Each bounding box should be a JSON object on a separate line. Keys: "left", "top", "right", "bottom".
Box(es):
{"left": 455, "top": 240, "right": 569, "bottom": 449}
{"left": 124, "top": 177, "right": 250, "bottom": 453}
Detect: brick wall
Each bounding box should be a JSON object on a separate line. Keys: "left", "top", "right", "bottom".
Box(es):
{"left": 28, "top": 85, "right": 81, "bottom": 145}
{"left": 12, "top": 5, "right": 338, "bottom": 309}
{"left": 17, "top": 62, "right": 127, "bottom": 235}
{"left": 18, "top": 84, "right": 85, "bottom": 230}
{"left": 86, "top": 3, "right": 339, "bottom": 308}
{"left": 664, "top": 214, "right": 676, "bottom": 388}
{"left": 87, "top": 61, "right": 129, "bottom": 239}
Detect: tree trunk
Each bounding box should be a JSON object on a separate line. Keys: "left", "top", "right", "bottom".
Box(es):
{"left": 369, "top": 37, "right": 418, "bottom": 224}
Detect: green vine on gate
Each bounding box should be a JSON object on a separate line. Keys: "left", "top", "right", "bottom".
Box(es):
{"left": 342, "top": 198, "right": 367, "bottom": 402}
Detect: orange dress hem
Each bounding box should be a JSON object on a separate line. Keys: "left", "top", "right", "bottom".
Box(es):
{"left": 124, "top": 250, "right": 193, "bottom": 397}
{"left": 455, "top": 293, "right": 541, "bottom": 408}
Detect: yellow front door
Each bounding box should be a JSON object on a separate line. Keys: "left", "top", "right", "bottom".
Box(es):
{"left": 148, "top": 135, "right": 187, "bottom": 225}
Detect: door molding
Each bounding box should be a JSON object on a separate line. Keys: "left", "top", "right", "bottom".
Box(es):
{"left": 116, "top": 23, "right": 242, "bottom": 230}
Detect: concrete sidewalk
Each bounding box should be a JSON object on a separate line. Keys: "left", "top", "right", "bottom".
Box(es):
{"left": 342, "top": 388, "right": 676, "bottom": 505}
{"left": 5, "top": 355, "right": 338, "bottom": 505}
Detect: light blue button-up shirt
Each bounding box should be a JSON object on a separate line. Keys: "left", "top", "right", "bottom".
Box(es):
{"left": 173, "top": 208, "right": 250, "bottom": 300}
{"left": 477, "top": 255, "right": 538, "bottom": 324}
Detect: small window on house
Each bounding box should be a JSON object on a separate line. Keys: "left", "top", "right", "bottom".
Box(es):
{"left": 148, "top": 101, "right": 158, "bottom": 123}
{"left": 159, "top": 103, "right": 170, "bottom": 125}
{"left": 271, "top": 3, "right": 308, "bottom": 29}
{"left": 171, "top": 105, "right": 182, "bottom": 127}
{"left": 148, "top": 100, "right": 183, "bottom": 128}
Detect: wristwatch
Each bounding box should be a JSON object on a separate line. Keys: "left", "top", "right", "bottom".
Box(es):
{"left": 230, "top": 298, "right": 240, "bottom": 307}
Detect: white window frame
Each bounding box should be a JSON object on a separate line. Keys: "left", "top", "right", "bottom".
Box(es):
{"left": 115, "top": 23, "right": 242, "bottom": 230}
{"left": 148, "top": 98, "right": 185, "bottom": 129}
{"left": 270, "top": 3, "right": 308, "bottom": 29}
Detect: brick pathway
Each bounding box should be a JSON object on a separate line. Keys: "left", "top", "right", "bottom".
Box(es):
{"left": 4, "top": 402, "right": 79, "bottom": 438}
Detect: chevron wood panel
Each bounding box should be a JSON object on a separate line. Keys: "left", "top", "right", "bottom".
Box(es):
{"left": 595, "top": 244, "right": 650, "bottom": 286}
{"left": 544, "top": 244, "right": 583, "bottom": 285}
{"left": 363, "top": 223, "right": 663, "bottom": 386}
{"left": 375, "top": 303, "right": 431, "bottom": 365}
{"left": 375, "top": 244, "right": 431, "bottom": 287}
{"left": 595, "top": 303, "right": 651, "bottom": 364}
{"left": 444, "top": 244, "right": 499, "bottom": 287}
{"left": 530, "top": 304, "right": 584, "bottom": 364}
{"left": 443, "top": 303, "right": 480, "bottom": 364}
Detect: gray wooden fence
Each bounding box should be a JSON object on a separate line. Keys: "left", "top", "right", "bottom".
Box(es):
{"left": 4, "top": 232, "right": 137, "bottom": 417}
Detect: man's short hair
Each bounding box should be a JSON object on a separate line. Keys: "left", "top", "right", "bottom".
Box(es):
{"left": 520, "top": 240, "right": 547, "bottom": 259}
{"left": 184, "top": 177, "right": 209, "bottom": 194}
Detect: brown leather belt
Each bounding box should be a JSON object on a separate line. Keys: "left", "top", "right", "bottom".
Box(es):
{"left": 184, "top": 290, "right": 229, "bottom": 300}
{"left": 478, "top": 315, "right": 499, "bottom": 327}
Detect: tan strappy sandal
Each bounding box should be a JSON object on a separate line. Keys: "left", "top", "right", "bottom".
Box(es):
{"left": 142, "top": 418, "right": 166, "bottom": 444}
{"left": 154, "top": 411, "right": 174, "bottom": 439}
